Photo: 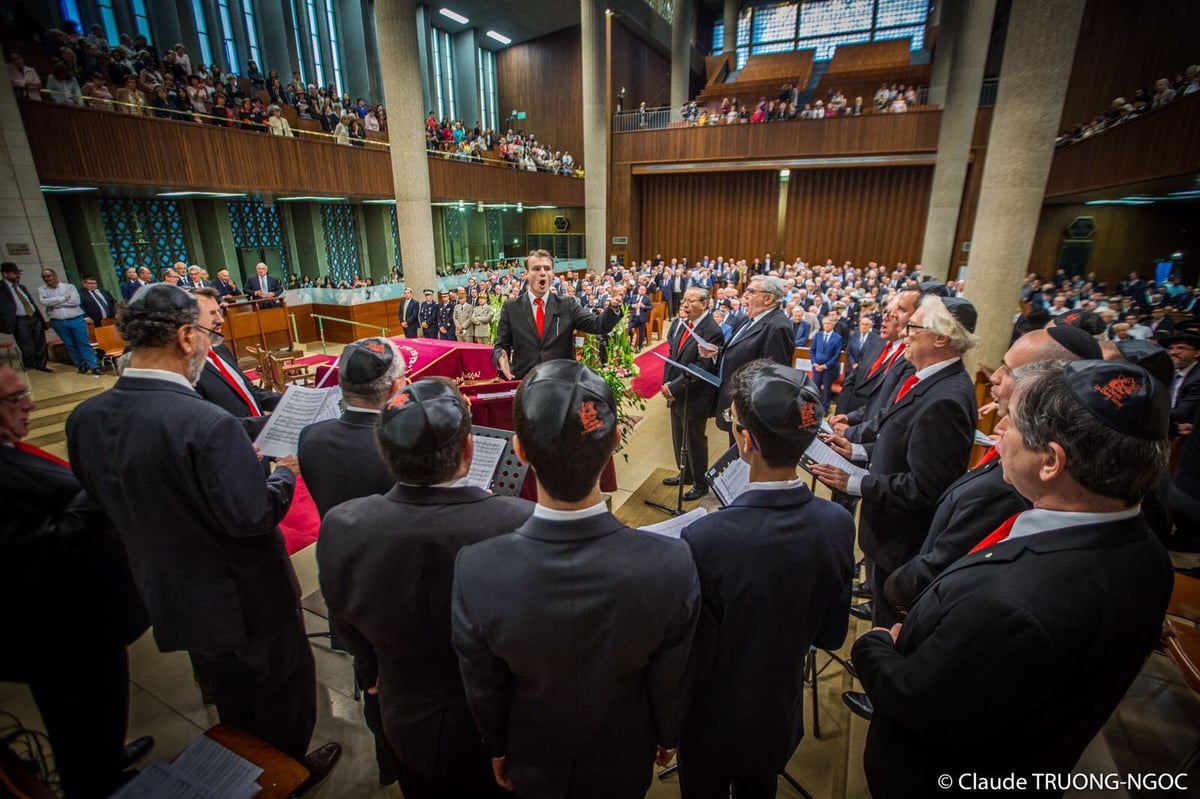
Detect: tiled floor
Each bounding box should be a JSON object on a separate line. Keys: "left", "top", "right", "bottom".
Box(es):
{"left": 4, "top": 351, "right": 1199, "bottom": 797}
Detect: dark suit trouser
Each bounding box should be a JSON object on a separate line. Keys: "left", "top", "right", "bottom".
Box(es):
{"left": 14, "top": 316, "right": 48, "bottom": 369}
{"left": 670, "top": 402, "right": 709, "bottom": 486}
{"left": 392, "top": 706, "right": 507, "bottom": 799}
{"left": 3, "top": 645, "right": 131, "bottom": 799}
{"left": 869, "top": 563, "right": 903, "bottom": 628}
{"left": 814, "top": 367, "right": 837, "bottom": 408}
{"left": 679, "top": 750, "right": 778, "bottom": 799}
{"left": 189, "top": 608, "right": 316, "bottom": 761}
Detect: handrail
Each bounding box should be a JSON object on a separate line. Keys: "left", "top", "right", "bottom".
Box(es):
{"left": 309, "top": 313, "right": 389, "bottom": 354}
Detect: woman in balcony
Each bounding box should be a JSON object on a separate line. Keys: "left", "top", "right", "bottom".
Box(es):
{"left": 115, "top": 75, "right": 148, "bottom": 115}
{"left": 47, "top": 61, "right": 82, "bottom": 105}
{"left": 209, "top": 93, "right": 235, "bottom": 127}
{"left": 186, "top": 74, "right": 209, "bottom": 117}
{"left": 334, "top": 115, "right": 352, "bottom": 145}
{"left": 268, "top": 104, "right": 293, "bottom": 137}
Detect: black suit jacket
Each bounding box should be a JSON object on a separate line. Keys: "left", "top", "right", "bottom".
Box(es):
{"left": 884, "top": 456, "right": 1030, "bottom": 611}
{"left": 492, "top": 293, "right": 621, "bottom": 380}
{"left": 854, "top": 515, "right": 1172, "bottom": 799}
{"left": 0, "top": 279, "right": 43, "bottom": 334}
{"left": 664, "top": 313, "right": 722, "bottom": 415}
{"left": 194, "top": 344, "right": 281, "bottom": 437}
{"left": 680, "top": 485, "right": 854, "bottom": 773}
{"left": 846, "top": 330, "right": 878, "bottom": 370}
{"left": 298, "top": 408, "right": 392, "bottom": 518}
{"left": 398, "top": 296, "right": 420, "bottom": 336}
{"left": 714, "top": 307, "right": 795, "bottom": 430}
{"left": 318, "top": 486, "right": 534, "bottom": 786}
{"left": 1, "top": 444, "right": 148, "bottom": 667}
{"left": 838, "top": 335, "right": 894, "bottom": 419}
{"left": 120, "top": 279, "right": 144, "bottom": 301}
{"left": 1172, "top": 366, "right": 1200, "bottom": 428}
{"left": 858, "top": 360, "right": 976, "bottom": 572}
{"left": 212, "top": 278, "right": 241, "bottom": 300}
{"left": 452, "top": 512, "right": 700, "bottom": 799}
{"left": 67, "top": 376, "right": 298, "bottom": 654}
{"left": 244, "top": 274, "right": 283, "bottom": 306}
{"left": 80, "top": 287, "right": 117, "bottom": 326}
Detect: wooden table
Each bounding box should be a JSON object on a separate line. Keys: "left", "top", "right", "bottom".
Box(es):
{"left": 204, "top": 724, "right": 309, "bottom": 799}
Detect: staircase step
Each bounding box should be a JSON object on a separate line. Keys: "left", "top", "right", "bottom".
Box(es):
{"left": 26, "top": 427, "right": 67, "bottom": 448}
{"left": 29, "top": 405, "right": 74, "bottom": 427}
{"left": 30, "top": 387, "right": 105, "bottom": 410}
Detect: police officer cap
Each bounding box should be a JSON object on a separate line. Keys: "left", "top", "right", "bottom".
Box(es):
{"left": 519, "top": 360, "right": 615, "bottom": 442}
{"left": 1063, "top": 360, "right": 1168, "bottom": 440}
{"left": 1114, "top": 339, "right": 1173, "bottom": 389}
{"left": 423, "top": 289, "right": 434, "bottom": 296}
{"left": 747, "top": 364, "right": 825, "bottom": 441}
{"left": 379, "top": 379, "right": 467, "bottom": 451}
{"left": 942, "top": 297, "right": 978, "bottom": 334}
{"left": 340, "top": 337, "right": 394, "bottom": 385}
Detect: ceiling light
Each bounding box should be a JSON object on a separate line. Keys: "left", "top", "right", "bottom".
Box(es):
{"left": 363, "top": 199, "right": 396, "bottom": 204}
{"left": 277, "top": 196, "right": 348, "bottom": 202}
{"left": 40, "top": 185, "right": 98, "bottom": 193}
{"left": 156, "top": 191, "right": 247, "bottom": 198}
{"left": 439, "top": 8, "right": 469, "bottom": 24}
{"left": 486, "top": 30, "right": 512, "bottom": 45}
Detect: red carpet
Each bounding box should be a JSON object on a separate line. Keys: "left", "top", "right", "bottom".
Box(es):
{"left": 279, "top": 476, "right": 321, "bottom": 554}
{"left": 632, "top": 341, "right": 670, "bottom": 399}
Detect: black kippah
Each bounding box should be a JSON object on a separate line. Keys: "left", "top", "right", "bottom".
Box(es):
{"left": 340, "top": 338, "right": 394, "bottom": 385}
{"left": 1115, "top": 340, "right": 1173, "bottom": 389}
{"left": 747, "top": 364, "right": 825, "bottom": 441}
{"left": 129, "top": 283, "right": 196, "bottom": 310}
{"left": 1063, "top": 360, "right": 1168, "bottom": 440}
{"left": 1045, "top": 324, "right": 1102, "bottom": 360}
{"left": 379, "top": 379, "right": 467, "bottom": 450}
{"left": 520, "top": 360, "right": 616, "bottom": 442}
{"left": 942, "top": 297, "right": 978, "bottom": 334}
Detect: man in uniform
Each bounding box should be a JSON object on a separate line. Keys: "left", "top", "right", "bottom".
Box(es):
{"left": 418, "top": 288, "right": 438, "bottom": 337}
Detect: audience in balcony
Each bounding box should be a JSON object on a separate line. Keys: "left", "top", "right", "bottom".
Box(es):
{"left": 1056, "top": 62, "right": 1198, "bottom": 148}
{"left": 115, "top": 74, "right": 148, "bottom": 115}
{"left": 268, "top": 105, "right": 293, "bottom": 137}
{"left": 46, "top": 61, "right": 82, "bottom": 105}
{"left": 7, "top": 52, "right": 43, "bottom": 100}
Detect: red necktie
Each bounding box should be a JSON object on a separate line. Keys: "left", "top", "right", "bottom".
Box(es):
{"left": 206, "top": 350, "right": 261, "bottom": 416}
{"left": 893, "top": 374, "right": 919, "bottom": 404}
{"left": 677, "top": 321, "right": 693, "bottom": 349}
{"left": 978, "top": 446, "right": 1000, "bottom": 466}
{"left": 534, "top": 297, "right": 545, "bottom": 338}
{"left": 16, "top": 441, "right": 71, "bottom": 468}
{"left": 968, "top": 513, "right": 1021, "bottom": 554}
{"left": 866, "top": 342, "right": 894, "bottom": 379}
{"left": 883, "top": 342, "right": 906, "bottom": 372}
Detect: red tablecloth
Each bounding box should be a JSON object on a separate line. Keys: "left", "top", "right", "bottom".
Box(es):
{"left": 315, "top": 337, "right": 497, "bottom": 385}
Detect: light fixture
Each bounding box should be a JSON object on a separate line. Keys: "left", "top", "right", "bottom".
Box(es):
{"left": 476, "top": 201, "right": 484, "bottom": 212}
{"left": 439, "top": 7, "right": 469, "bottom": 24}
{"left": 277, "top": 196, "right": 348, "bottom": 202}
{"left": 156, "top": 191, "right": 247, "bottom": 198}
{"left": 517, "top": 202, "right": 523, "bottom": 213}
{"left": 780, "top": 169, "right": 791, "bottom": 178}
{"left": 39, "top": 185, "right": 98, "bottom": 193}
{"left": 486, "top": 30, "right": 512, "bottom": 45}
{"left": 363, "top": 199, "right": 397, "bottom": 205}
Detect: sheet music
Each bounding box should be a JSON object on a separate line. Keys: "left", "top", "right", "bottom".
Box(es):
{"left": 653, "top": 352, "right": 721, "bottom": 387}
{"left": 794, "top": 357, "right": 812, "bottom": 371}
{"left": 640, "top": 507, "right": 708, "bottom": 538}
{"left": 475, "top": 389, "right": 517, "bottom": 400}
{"left": 800, "top": 438, "right": 869, "bottom": 479}
{"left": 253, "top": 384, "right": 343, "bottom": 458}
{"left": 110, "top": 737, "right": 263, "bottom": 799}
{"left": 466, "top": 435, "right": 507, "bottom": 489}
{"left": 712, "top": 457, "right": 750, "bottom": 505}
{"left": 974, "top": 429, "right": 997, "bottom": 446}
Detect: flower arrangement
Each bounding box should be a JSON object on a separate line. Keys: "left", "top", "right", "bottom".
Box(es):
{"left": 582, "top": 319, "right": 645, "bottom": 457}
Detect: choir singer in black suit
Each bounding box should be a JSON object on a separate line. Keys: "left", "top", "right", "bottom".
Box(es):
{"left": 493, "top": 249, "right": 624, "bottom": 380}
{"left": 678, "top": 362, "right": 854, "bottom": 799}
{"left": 661, "top": 286, "right": 722, "bottom": 501}
{"left": 318, "top": 378, "right": 534, "bottom": 798}
{"left": 192, "top": 289, "right": 281, "bottom": 436}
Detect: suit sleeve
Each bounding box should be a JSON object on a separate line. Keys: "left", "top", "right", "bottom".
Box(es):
{"left": 811, "top": 512, "right": 856, "bottom": 651}
{"left": 491, "top": 302, "right": 513, "bottom": 374}
{"left": 569, "top": 299, "right": 622, "bottom": 336}
{"left": 198, "top": 414, "right": 295, "bottom": 537}
{"left": 451, "top": 550, "right": 512, "bottom": 756}
{"left": 1171, "top": 377, "right": 1200, "bottom": 426}
{"left": 860, "top": 395, "right": 973, "bottom": 514}
{"left": 763, "top": 318, "right": 796, "bottom": 367}
{"left": 644, "top": 546, "right": 701, "bottom": 748}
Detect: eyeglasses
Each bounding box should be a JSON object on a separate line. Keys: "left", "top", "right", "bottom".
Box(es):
{"left": 721, "top": 408, "right": 745, "bottom": 430}
{"left": 192, "top": 324, "right": 225, "bottom": 345}
{"left": 742, "top": 289, "right": 765, "bottom": 296}
{"left": 904, "top": 322, "right": 928, "bottom": 336}
{"left": 1, "top": 388, "right": 33, "bottom": 407}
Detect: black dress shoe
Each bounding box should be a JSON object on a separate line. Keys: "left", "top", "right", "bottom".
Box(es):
{"left": 682, "top": 485, "right": 709, "bottom": 502}
{"left": 296, "top": 742, "right": 342, "bottom": 795}
{"left": 843, "top": 658, "right": 860, "bottom": 681}
{"left": 91, "top": 367, "right": 102, "bottom": 376}
{"left": 34, "top": 366, "right": 53, "bottom": 372}
{"left": 120, "top": 735, "right": 155, "bottom": 768}
{"left": 77, "top": 365, "right": 87, "bottom": 374}
{"left": 842, "top": 691, "right": 874, "bottom": 720}
{"left": 849, "top": 601, "right": 873, "bottom": 621}
{"left": 852, "top": 581, "right": 873, "bottom": 599}
{"left": 662, "top": 475, "right": 693, "bottom": 487}
{"left": 379, "top": 768, "right": 397, "bottom": 787}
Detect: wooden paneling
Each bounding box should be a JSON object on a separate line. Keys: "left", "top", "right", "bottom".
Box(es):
{"left": 637, "top": 171, "right": 779, "bottom": 260}
{"left": 524, "top": 208, "right": 585, "bottom": 233}
{"left": 1061, "top": 0, "right": 1200, "bottom": 132}
{"left": 611, "top": 109, "right": 942, "bottom": 165}
{"left": 1029, "top": 203, "right": 1200, "bottom": 288}
{"left": 1045, "top": 96, "right": 1200, "bottom": 199}
{"left": 496, "top": 26, "right": 583, "bottom": 160}
{"left": 427, "top": 157, "right": 584, "bottom": 206}
{"left": 610, "top": 18, "right": 671, "bottom": 111}
{"left": 782, "top": 166, "right": 933, "bottom": 266}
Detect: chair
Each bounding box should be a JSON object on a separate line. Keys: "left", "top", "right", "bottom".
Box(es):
{"left": 266, "top": 351, "right": 316, "bottom": 392}
{"left": 93, "top": 324, "right": 127, "bottom": 372}
{"left": 244, "top": 345, "right": 272, "bottom": 389}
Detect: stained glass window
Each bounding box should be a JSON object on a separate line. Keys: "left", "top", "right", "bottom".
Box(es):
{"left": 320, "top": 204, "right": 361, "bottom": 283}
{"left": 99, "top": 199, "right": 189, "bottom": 281}
{"left": 714, "top": 1, "right": 929, "bottom": 62}
{"left": 228, "top": 200, "right": 289, "bottom": 276}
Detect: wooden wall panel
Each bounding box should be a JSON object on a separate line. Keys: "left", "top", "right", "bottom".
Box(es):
{"left": 1045, "top": 96, "right": 1200, "bottom": 199}
{"left": 427, "top": 158, "right": 585, "bottom": 206}
{"left": 1061, "top": 0, "right": 1200, "bottom": 132}
{"left": 610, "top": 18, "right": 670, "bottom": 112}
{"left": 637, "top": 171, "right": 779, "bottom": 261}
{"left": 782, "top": 166, "right": 933, "bottom": 266}
{"left": 496, "top": 26, "right": 583, "bottom": 161}
{"left": 1029, "top": 203, "right": 1200, "bottom": 288}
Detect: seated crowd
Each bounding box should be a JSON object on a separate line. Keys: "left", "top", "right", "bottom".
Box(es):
{"left": 424, "top": 112, "right": 582, "bottom": 177}
{"left": 674, "top": 80, "right": 920, "bottom": 126}
{"left": 1055, "top": 61, "right": 1199, "bottom": 147}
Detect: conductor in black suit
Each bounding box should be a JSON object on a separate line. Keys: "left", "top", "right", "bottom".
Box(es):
{"left": 299, "top": 337, "right": 406, "bottom": 786}
{"left": 678, "top": 363, "right": 854, "bottom": 799}
{"left": 492, "top": 249, "right": 624, "bottom": 380}
{"left": 661, "top": 287, "right": 722, "bottom": 501}
{"left": 319, "top": 378, "right": 534, "bottom": 798}
{"left": 711, "top": 275, "right": 796, "bottom": 445}
{"left": 80, "top": 276, "right": 117, "bottom": 326}
{"left": 243, "top": 261, "right": 283, "bottom": 307}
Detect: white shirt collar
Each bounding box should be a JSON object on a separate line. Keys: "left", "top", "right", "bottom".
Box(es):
{"left": 533, "top": 500, "right": 608, "bottom": 521}
{"left": 743, "top": 476, "right": 807, "bottom": 492}
{"left": 914, "top": 356, "right": 960, "bottom": 381}
{"left": 122, "top": 366, "right": 195, "bottom": 390}
{"left": 1007, "top": 505, "right": 1142, "bottom": 541}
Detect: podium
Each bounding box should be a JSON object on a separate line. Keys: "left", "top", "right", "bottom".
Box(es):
{"left": 224, "top": 297, "right": 294, "bottom": 359}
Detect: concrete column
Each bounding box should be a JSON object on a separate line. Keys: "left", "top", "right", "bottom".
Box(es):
{"left": 962, "top": 0, "right": 1085, "bottom": 372}
{"left": 147, "top": 0, "right": 183, "bottom": 55}
{"left": 581, "top": 0, "right": 608, "bottom": 273}
{"left": 918, "top": 0, "right": 993, "bottom": 281}
{"left": 0, "top": 79, "right": 65, "bottom": 295}
{"left": 723, "top": 0, "right": 738, "bottom": 56}
{"left": 670, "top": 0, "right": 693, "bottom": 119}
{"left": 926, "top": 0, "right": 959, "bottom": 108}
{"left": 411, "top": 5, "right": 433, "bottom": 116}
{"left": 336, "top": 0, "right": 370, "bottom": 101}
{"left": 255, "top": 0, "right": 294, "bottom": 80}
{"left": 375, "top": 1, "right": 438, "bottom": 293}
{"left": 453, "top": 29, "right": 481, "bottom": 128}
